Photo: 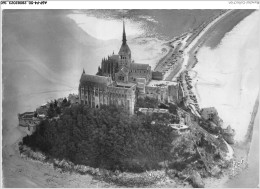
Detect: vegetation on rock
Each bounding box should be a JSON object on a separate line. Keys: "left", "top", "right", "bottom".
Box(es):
{"left": 23, "top": 104, "right": 174, "bottom": 172}
{"left": 21, "top": 100, "right": 232, "bottom": 188}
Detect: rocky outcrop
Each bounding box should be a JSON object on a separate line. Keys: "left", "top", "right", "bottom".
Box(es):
{"left": 190, "top": 171, "right": 205, "bottom": 188}
{"left": 222, "top": 126, "right": 235, "bottom": 144}
{"left": 210, "top": 165, "right": 221, "bottom": 177}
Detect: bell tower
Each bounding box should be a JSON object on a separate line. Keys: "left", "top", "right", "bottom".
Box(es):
{"left": 118, "top": 20, "right": 131, "bottom": 69}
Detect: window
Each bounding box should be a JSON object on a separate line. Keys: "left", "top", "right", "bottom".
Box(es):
{"left": 119, "top": 76, "right": 124, "bottom": 81}
{"left": 81, "top": 87, "right": 84, "bottom": 95}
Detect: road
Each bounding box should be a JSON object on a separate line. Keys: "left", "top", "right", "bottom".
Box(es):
{"left": 154, "top": 42, "right": 182, "bottom": 74}
{"left": 162, "top": 10, "right": 234, "bottom": 116}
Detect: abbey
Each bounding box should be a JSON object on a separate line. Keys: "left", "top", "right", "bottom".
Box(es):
{"left": 79, "top": 21, "right": 182, "bottom": 114}
{"left": 96, "top": 21, "right": 152, "bottom": 83}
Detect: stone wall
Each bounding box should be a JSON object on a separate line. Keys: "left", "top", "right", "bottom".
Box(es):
{"left": 79, "top": 83, "right": 136, "bottom": 115}
{"left": 142, "top": 86, "right": 168, "bottom": 103}
{"left": 128, "top": 69, "right": 152, "bottom": 83}
{"left": 18, "top": 116, "right": 40, "bottom": 135}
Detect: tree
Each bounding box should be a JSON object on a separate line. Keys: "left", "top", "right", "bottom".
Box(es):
{"left": 23, "top": 103, "right": 175, "bottom": 172}
{"left": 47, "top": 103, "right": 55, "bottom": 118}
{"left": 54, "top": 100, "right": 58, "bottom": 108}
{"left": 169, "top": 103, "right": 178, "bottom": 115}
{"left": 63, "top": 97, "right": 67, "bottom": 104}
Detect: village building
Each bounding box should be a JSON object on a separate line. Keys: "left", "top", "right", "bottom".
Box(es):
{"left": 138, "top": 108, "right": 169, "bottom": 115}
{"left": 169, "top": 123, "right": 190, "bottom": 135}
{"left": 18, "top": 112, "right": 41, "bottom": 135}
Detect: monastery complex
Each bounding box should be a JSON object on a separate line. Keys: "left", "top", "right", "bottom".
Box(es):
{"left": 79, "top": 21, "right": 183, "bottom": 114}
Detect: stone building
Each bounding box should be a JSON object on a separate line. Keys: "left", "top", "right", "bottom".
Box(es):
{"left": 137, "top": 83, "right": 183, "bottom": 105}
{"left": 79, "top": 21, "right": 182, "bottom": 114}
{"left": 97, "top": 21, "right": 152, "bottom": 84}
{"left": 79, "top": 71, "right": 136, "bottom": 114}
{"left": 18, "top": 112, "right": 41, "bottom": 135}
{"left": 152, "top": 71, "right": 163, "bottom": 80}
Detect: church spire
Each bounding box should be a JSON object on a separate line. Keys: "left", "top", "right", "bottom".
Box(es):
{"left": 122, "top": 19, "right": 127, "bottom": 45}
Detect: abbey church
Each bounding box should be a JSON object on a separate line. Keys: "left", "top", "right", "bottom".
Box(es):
{"left": 79, "top": 21, "right": 182, "bottom": 114}
{"left": 96, "top": 21, "right": 152, "bottom": 83}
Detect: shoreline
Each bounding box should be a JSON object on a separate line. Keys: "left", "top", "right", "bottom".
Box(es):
{"left": 4, "top": 136, "right": 191, "bottom": 188}
{"left": 162, "top": 9, "right": 258, "bottom": 187}
{"left": 187, "top": 10, "right": 259, "bottom": 187}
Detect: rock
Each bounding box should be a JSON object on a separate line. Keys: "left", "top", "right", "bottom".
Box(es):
{"left": 223, "top": 134, "right": 235, "bottom": 144}
{"left": 177, "top": 171, "right": 189, "bottom": 180}
{"left": 211, "top": 165, "right": 221, "bottom": 176}
{"left": 190, "top": 171, "right": 205, "bottom": 188}
{"left": 222, "top": 126, "right": 235, "bottom": 144}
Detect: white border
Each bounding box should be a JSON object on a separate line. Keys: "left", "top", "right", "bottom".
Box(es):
{"left": 1, "top": 1, "right": 259, "bottom": 10}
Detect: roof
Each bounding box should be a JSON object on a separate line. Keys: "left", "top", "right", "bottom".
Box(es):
{"left": 136, "top": 78, "right": 146, "bottom": 84}
{"left": 130, "top": 63, "right": 150, "bottom": 70}
{"left": 80, "top": 74, "right": 112, "bottom": 86}
{"left": 201, "top": 107, "right": 217, "bottom": 114}
{"left": 120, "top": 67, "right": 129, "bottom": 75}
{"left": 169, "top": 124, "right": 189, "bottom": 130}
{"left": 110, "top": 54, "right": 119, "bottom": 61}
{"left": 19, "top": 112, "right": 35, "bottom": 118}
{"left": 138, "top": 108, "right": 169, "bottom": 114}
{"left": 152, "top": 71, "right": 163, "bottom": 75}
{"left": 118, "top": 44, "right": 131, "bottom": 55}
{"left": 137, "top": 82, "right": 145, "bottom": 89}
{"left": 116, "top": 81, "right": 136, "bottom": 88}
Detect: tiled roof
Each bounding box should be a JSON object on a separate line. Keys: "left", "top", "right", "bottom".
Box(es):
{"left": 118, "top": 44, "right": 131, "bottom": 55}
{"left": 130, "top": 63, "right": 150, "bottom": 70}
{"left": 110, "top": 55, "right": 119, "bottom": 60}
{"left": 120, "top": 67, "right": 129, "bottom": 75}
{"left": 80, "top": 74, "right": 112, "bottom": 86}
{"left": 116, "top": 81, "right": 136, "bottom": 88}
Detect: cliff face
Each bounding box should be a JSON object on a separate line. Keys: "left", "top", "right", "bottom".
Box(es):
{"left": 168, "top": 119, "right": 231, "bottom": 187}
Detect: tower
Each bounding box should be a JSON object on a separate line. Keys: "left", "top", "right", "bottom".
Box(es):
{"left": 118, "top": 20, "right": 131, "bottom": 69}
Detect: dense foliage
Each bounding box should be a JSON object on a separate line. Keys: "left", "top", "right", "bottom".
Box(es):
{"left": 135, "top": 97, "right": 159, "bottom": 109}
{"left": 47, "top": 98, "right": 71, "bottom": 118}
{"left": 23, "top": 104, "right": 174, "bottom": 172}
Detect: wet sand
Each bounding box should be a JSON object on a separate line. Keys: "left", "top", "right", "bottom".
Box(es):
{"left": 224, "top": 102, "right": 259, "bottom": 188}
{"left": 194, "top": 10, "right": 259, "bottom": 187}
{"left": 202, "top": 10, "right": 255, "bottom": 49}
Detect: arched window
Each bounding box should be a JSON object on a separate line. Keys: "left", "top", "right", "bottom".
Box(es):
{"left": 119, "top": 76, "right": 124, "bottom": 81}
